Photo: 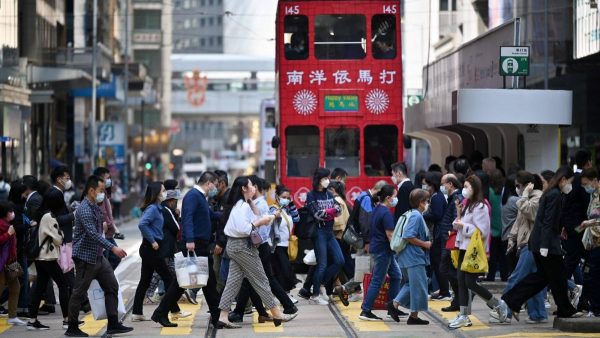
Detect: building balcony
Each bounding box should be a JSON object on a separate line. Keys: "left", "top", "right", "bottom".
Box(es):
{"left": 133, "top": 29, "right": 163, "bottom": 48}
{"left": 132, "top": 0, "right": 163, "bottom": 10}
{"left": 41, "top": 43, "right": 113, "bottom": 80}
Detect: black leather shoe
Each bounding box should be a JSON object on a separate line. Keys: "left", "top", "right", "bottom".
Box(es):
{"left": 151, "top": 313, "right": 178, "bottom": 328}
{"left": 106, "top": 323, "right": 134, "bottom": 334}
{"left": 64, "top": 326, "right": 89, "bottom": 337}
{"left": 228, "top": 312, "right": 243, "bottom": 323}
{"left": 442, "top": 305, "right": 460, "bottom": 312}
{"left": 283, "top": 305, "right": 298, "bottom": 315}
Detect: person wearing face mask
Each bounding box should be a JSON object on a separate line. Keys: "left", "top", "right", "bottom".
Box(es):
{"left": 65, "top": 175, "right": 131, "bottom": 337}
{"left": 448, "top": 175, "right": 508, "bottom": 329}
{"left": 269, "top": 185, "right": 300, "bottom": 300}
{"left": 181, "top": 171, "right": 223, "bottom": 327}
{"left": 391, "top": 162, "right": 415, "bottom": 220}
{"left": 422, "top": 171, "right": 448, "bottom": 299}
{"left": 131, "top": 182, "right": 174, "bottom": 324}
{"left": 0, "top": 201, "right": 26, "bottom": 327}
{"left": 501, "top": 166, "right": 585, "bottom": 322}
{"left": 391, "top": 189, "right": 433, "bottom": 325}
{"left": 93, "top": 167, "right": 121, "bottom": 270}
{"left": 359, "top": 185, "right": 404, "bottom": 321}
{"left": 577, "top": 168, "right": 600, "bottom": 317}
{"left": 305, "top": 168, "right": 344, "bottom": 305}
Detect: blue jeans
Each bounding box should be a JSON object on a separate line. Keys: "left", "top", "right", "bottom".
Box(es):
{"left": 362, "top": 251, "right": 402, "bottom": 311}
{"left": 313, "top": 228, "right": 344, "bottom": 296}
{"left": 17, "top": 255, "right": 29, "bottom": 310}
{"left": 220, "top": 257, "right": 230, "bottom": 282}
{"left": 505, "top": 246, "right": 547, "bottom": 320}
{"left": 394, "top": 264, "right": 428, "bottom": 312}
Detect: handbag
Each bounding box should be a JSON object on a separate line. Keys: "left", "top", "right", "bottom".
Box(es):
{"left": 6, "top": 261, "right": 23, "bottom": 280}
{"left": 283, "top": 212, "right": 298, "bottom": 261}
{"left": 445, "top": 230, "right": 458, "bottom": 250}
{"left": 250, "top": 226, "right": 263, "bottom": 246}
{"left": 58, "top": 242, "right": 74, "bottom": 273}
{"left": 460, "top": 228, "right": 488, "bottom": 274}
{"left": 343, "top": 222, "right": 364, "bottom": 250}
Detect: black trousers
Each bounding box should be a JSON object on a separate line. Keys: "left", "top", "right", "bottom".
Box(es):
{"left": 271, "top": 246, "right": 297, "bottom": 292}
{"left": 486, "top": 237, "right": 509, "bottom": 281}
{"left": 583, "top": 247, "right": 600, "bottom": 314}
{"left": 431, "top": 236, "right": 450, "bottom": 296}
{"left": 440, "top": 247, "right": 459, "bottom": 306}
{"left": 502, "top": 253, "right": 577, "bottom": 317}
{"left": 234, "top": 243, "right": 294, "bottom": 313}
{"left": 132, "top": 244, "right": 173, "bottom": 315}
{"left": 153, "top": 240, "right": 221, "bottom": 325}
{"left": 564, "top": 236, "right": 587, "bottom": 283}
{"left": 29, "top": 260, "right": 70, "bottom": 318}
{"left": 457, "top": 250, "right": 493, "bottom": 308}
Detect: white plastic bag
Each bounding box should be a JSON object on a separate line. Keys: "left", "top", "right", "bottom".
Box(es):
{"left": 174, "top": 251, "right": 209, "bottom": 289}
{"left": 303, "top": 249, "right": 317, "bottom": 266}
{"left": 87, "top": 279, "right": 126, "bottom": 320}
{"left": 354, "top": 254, "right": 372, "bottom": 282}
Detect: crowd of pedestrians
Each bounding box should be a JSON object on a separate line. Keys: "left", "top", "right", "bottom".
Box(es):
{"left": 1, "top": 148, "right": 599, "bottom": 336}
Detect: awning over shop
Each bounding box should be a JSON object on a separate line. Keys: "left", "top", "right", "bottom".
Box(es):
{"left": 27, "top": 65, "right": 97, "bottom": 87}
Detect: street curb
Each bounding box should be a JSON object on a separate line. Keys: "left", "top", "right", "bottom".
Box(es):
{"left": 329, "top": 302, "right": 359, "bottom": 338}
{"left": 553, "top": 317, "right": 600, "bottom": 333}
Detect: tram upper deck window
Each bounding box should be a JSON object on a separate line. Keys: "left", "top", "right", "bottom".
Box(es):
{"left": 372, "top": 15, "right": 396, "bottom": 59}
{"left": 364, "top": 125, "right": 398, "bottom": 176}
{"left": 325, "top": 127, "right": 359, "bottom": 177}
{"left": 286, "top": 126, "right": 320, "bottom": 177}
{"left": 314, "top": 15, "right": 366, "bottom": 59}
{"left": 284, "top": 16, "right": 308, "bottom": 60}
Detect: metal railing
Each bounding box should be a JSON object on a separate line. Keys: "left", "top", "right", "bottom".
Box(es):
{"left": 0, "top": 67, "right": 27, "bottom": 88}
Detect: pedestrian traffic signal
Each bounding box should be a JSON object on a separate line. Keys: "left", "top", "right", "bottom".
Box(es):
{"left": 145, "top": 162, "right": 152, "bottom": 170}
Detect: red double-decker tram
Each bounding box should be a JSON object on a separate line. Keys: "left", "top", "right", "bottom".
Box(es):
{"left": 275, "top": 0, "right": 403, "bottom": 206}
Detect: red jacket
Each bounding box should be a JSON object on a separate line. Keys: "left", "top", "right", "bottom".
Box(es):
{"left": 0, "top": 218, "right": 17, "bottom": 262}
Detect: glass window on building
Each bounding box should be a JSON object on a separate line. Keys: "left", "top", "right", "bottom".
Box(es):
{"left": 372, "top": 14, "right": 396, "bottom": 59}
{"left": 209, "top": 37, "right": 214, "bottom": 46}
{"left": 184, "top": 0, "right": 190, "bottom": 9}
{"left": 201, "top": 18, "right": 205, "bottom": 26}
{"left": 201, "top": 0, "right": 205, "bottom": 6}
{"left": 134, "top": 10, "right": 161, "bottom": 29}
{"left": 314, "top": 15, "right": 366, "bottom": 59}
{"left": 201, "top": 38, "right": 205, "bottom": 46}
{"left": 440, "top": 0, "right": 449, "bottom": 11}
{"left": 209, "top": 0, "right": 214, "bottom": 5}
{"left": 218, "top": 16, "right": 223, "bottom": 25}
{"left": 284, "top": 15, "right": 308, "bottom": 60}
{"left": 325, "top": 127, "right": 360, "bottom": 176}
{"left": 209, "top": 17, "right": 214, "bottom": 26}
{"left": 286, "top": 126, "right": 320, "bottom": 177}
{"left": 184, "top": 19, "right": 190, "bottom": 28}
{"left": 217, "top": 36, "right": 223, "bottom": 46}
{"left": 364, "top": 125, "right": 397, "bottom": 176}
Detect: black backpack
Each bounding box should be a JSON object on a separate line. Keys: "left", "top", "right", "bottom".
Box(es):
{"left": 25, "top": 225, "right": 50, "bottom": 261}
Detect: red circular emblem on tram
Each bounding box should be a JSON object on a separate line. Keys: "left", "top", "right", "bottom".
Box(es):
{"left": 346, "top": 186, "right": 363, "bottom": 205}
{"left": 293, "top": 187, "right": 311, "bottom": 207}
{"left": 184, "top": 69, "right": 208, "bottom": 107}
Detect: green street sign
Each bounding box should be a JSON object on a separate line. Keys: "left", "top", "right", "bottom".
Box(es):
{"left": 499, "top": 46, "right": 530, "bottom": 76}
{"left": 324, "top": 95, "right": 359, "bottom": 112}
{"left": 407, "top": 95, "right": 423, "bottom": 106}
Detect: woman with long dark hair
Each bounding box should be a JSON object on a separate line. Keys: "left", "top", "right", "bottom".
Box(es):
{"left": 217, "top": 176, "right": 297, "bottom": 329}
{"left": 448, "top": 175, "right": 508, "bottom": 329}
{"left": 305, "top": 168, "right": 344, "bottom": 305}
{"left": 0, "top": 201, "right": 25, "bottom": 327}
{"left": 270, "top": 185, "right": 300, "bottom": 295}
{"left": 501, "top": 166, "right": 584, "bottom": 321}
{"left": 131, "top": 182, "right": 176, "bottom": 324}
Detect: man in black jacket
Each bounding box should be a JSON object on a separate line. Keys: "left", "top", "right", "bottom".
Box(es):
{"left": 439, "top": 174, "right": 463, "bottom": 310}
{"left": 22, "top": 175, "right": 43, "bottom": 221}
{"left": 391, "top": 162, "right": 414, "bottom": 221}
{"left": 562, "top": 151, "right": 592, "bottom": 287}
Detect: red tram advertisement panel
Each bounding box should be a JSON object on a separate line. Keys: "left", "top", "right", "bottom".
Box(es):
{"left": 275, "top": 0, "right": 403, "bottom": 207}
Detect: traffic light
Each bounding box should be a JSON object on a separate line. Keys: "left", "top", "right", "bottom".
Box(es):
{"left": 145, "top": 162, "right": 152, "bottom": 170}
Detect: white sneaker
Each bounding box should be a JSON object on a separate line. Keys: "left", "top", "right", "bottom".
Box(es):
{"left": 131, "top": 314, "right": 150, "bottom": 322}
{"left": 150, "top": 292, "right": 163, "bottom": 303}
{"left": 348, "top": 293, "right": 363, "bottom": 302}
{"left": 171, "top": 311, "right": 192, "bottom": 320}
{"left": 309, "top": 296, "right": 329, "bottom": 305}
{"left": 288, "top": 295, "right": 299, "bottom": 304}
{"left": 7, "top": 317, "right": 27, "bottom": 326}
{"left": 448, "top": 315, "right": 472, "bottom": 329}
{"left": 494, "top": 300, "right": 509, "bottom": 322}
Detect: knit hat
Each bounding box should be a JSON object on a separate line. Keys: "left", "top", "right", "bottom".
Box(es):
{"left": 165, "top": 189, "right": 181, "bottom": 201}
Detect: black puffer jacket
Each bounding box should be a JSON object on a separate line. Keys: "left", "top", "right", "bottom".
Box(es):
{"left": 528, "top": 187, "right": 564, "bottom": 256}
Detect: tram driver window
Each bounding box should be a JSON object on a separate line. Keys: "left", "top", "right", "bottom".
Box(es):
{"left": 284, "top": 15, "right": 308, "bottom": 60}
{"left": 372, "top": 14, "right": 396, "bottom": 59}
{"left": 364, "top": 125, "right": 398, "bottom": 176}
{"left": 325, "top": 127, "right": 359, "bottom": 177}
{"left": 314, "top": 15, "right": 366, "bottom": 59}
{"left": 286, "top": 126, "right": 320, "bottom": 177}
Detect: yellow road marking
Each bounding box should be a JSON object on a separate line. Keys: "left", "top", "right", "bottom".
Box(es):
{"left": 428, "top": 300, "right": 488, "bottom": 331}
{"left": 0, "top": 318, "right": 11, "bottom": 334}
{"left": 336, "top": 299, "right": 390, "bottom": 332}
{"left": 252, "top": 311, "right": 284, "bottom": 333}
{"left": 161, "top": 300, "right": 203, "bottom": 335}
{"left": 481, "top": 333, "right": 600, "bottom": 338}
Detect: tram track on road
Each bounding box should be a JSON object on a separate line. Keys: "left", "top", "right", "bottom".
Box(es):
{"left": 328, "top": 302, "right": 360, "bottom": 338}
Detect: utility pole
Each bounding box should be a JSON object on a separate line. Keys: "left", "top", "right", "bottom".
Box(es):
{"left": 140, "top": 100, "right": 145, "bottom": 192}
{"left": 124, "top": 0, "right": 129, "bottom": 124}
{"left": 544, "top": 0, "right": 549, "bottom": 89}
{"left": 91, "top": 0, "right": 98, "bottom": 169}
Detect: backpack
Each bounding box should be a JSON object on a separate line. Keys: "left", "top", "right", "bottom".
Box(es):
{"left": 25, "top": 224, "right": 50, "bottom": 261}
{"left": 390, "top": 210, "right": 412, "bottom": 254}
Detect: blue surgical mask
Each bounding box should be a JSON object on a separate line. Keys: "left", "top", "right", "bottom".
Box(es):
{"left": 585, "top": 185, "right": 595, "bottom": 194}
{"left": 105, "top": 178, "right": 112, "bottom": 188}
{"left": 96, "top": 192, "right": 105, "bottom": 204}
{"left": 208, "top": 187, "right": 218, "bottom": 198}
{"left": 279, "top": 198, "right": 290, "bottom": 207}
{"left": 440, "top": 185, "right": 447, "bottom": 195}
{"left": 390, "top": 197, "right": 398, "bottom": 207}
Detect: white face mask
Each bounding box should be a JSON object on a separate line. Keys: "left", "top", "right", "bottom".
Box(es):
{"left": 561, "top": 183, "right": 573, "bottom": 195}
{"left": 462, "top": 187, "right": 472, "bottom": 199}
{"left": 391, "top": 175, "right": 398, "bottom": 185}
{"left": 422, "top": 184, "right": 428, "bottom": 190}
{"left": 515, "top": 187, "right": 522, "bottom": 197}
{"left": 440, "top": 185, "right": 448, "bottom": 195}
{"left": 160, "top": 191, "right": 167, "bottom": 202}
{"left": 321, "top": 179, "right": 330, "bottom": 189}
{"left": 424, "top": 202, "right": 430, "bottom": 211}
{"left": 63, "top": 179, "right": 73, "bottom": 190}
